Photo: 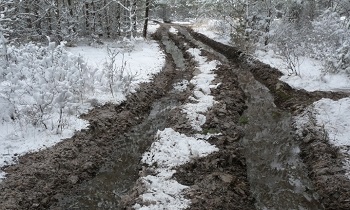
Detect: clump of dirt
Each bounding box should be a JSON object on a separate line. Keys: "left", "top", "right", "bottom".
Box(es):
{"left": 187, "top": 27, "right": 350, "bottom": 210}
{"left": 0, "top": 33, "right": 179, "bottom": 210}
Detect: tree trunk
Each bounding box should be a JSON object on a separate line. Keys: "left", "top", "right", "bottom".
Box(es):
{"left": 85, "top": 3, "right": 90, "bottom": 34}
{"left": 143, "top": 0, "right": 150, "bottom": 38}
{"left": 104, "top": 0, "right": 111, "bottom": 38}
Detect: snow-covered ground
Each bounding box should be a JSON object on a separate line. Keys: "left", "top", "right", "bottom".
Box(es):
{"left": 191, "top": 19, "right": 231, "bottom": 45}
{"left": 134, "top": 38, "right": 221, "bottom": 209}
{"left": 0, "top": 38, "right": 165, "bottom": 179}
{"left": 195, "top": 20, "right": 350, "bottom": 179}
{"left": 67, "top": 38, "right": 165, "bottom": 103}
{"left": 255, "top": 49, "right": 350, "bottom": 92}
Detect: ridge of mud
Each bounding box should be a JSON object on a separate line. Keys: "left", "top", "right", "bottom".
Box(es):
{"left": 186, "top": 27, "right": 350, "bottom": 209}
{"left": 295, "top": 115, "right": 350, "bottom": 209}
{"left": 0, "top": 34, "right": 179, "bottom": 209}
{"left": 174, "top": 63, "right": 254, "bottom": 210}
{"left": 186, "top": 27, "right": 350, "bottom": 112}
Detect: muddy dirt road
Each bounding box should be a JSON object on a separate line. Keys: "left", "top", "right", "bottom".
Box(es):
{"left": 1, "top": 24, "right": 350, "bottom": 210}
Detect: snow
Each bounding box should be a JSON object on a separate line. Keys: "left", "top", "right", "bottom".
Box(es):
{"left": 0, "top": 116, "right": 87, "bottom": 174}
{"left": 191, "top": 19, "right": 231, "bottom": 45}
{"left": 67, "top": 39, "right": 165, "bottom": 103}
{"left": 136, "top": 129, "right": 218, "bottom": 210}
{"left": 0, "top": 39, "right": 165, "bottom": 180}
{"left": 172, "top": 80, "right": 189, "bottom": 92}
{"left": 182, "top": 48, "right": 220, "bottom": 131}
{"left": 135, "top": 45, "right": 221, "bottom": 209}
{"left": 312, "top": 98, "right": 350, "bottom": 147}
{"left": 169, "top": 26, "right": 178, "bottom": 34}
{"left": 135, "top": 169, "right": 190, "bottom": 210}
{"left": 147, "top": 23, "right": 160, "bottom": 34}
{"left": 142, "top": 128, "right": 218, "bottom": 168}
{"left": 255, "top": 49, "right": 350, "bottom": 92}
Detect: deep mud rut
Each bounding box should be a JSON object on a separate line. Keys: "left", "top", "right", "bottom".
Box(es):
{"left": 1, "top": 24, "right": 350, "bottom": 210}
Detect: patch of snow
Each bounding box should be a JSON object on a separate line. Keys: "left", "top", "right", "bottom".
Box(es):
{"left": 68, "top": 39, "right": 165, "bottom": 85}
{"left": 135, "top": 128, "right": 218, "bottom": 209}
{"left": 255, "top": 49, "right": 350, "bottom": 92}
{"left": 172, "top": 80, "right": 189, "bottom": 92}
{"left": 0, "top": 116, "right": 88, "bottom": 175}
{"left": 172, "top": 21, "right": 192, "bottom": 25}
{"left": 148, "top": 23, "right": 160, "bottom": 34}
{"left": 69, "top": 40, "right": 165, "bottom": 104}
{"left": 295, "top": 98, "right": 350, "bottom": 179}
{"left": 313, "top": 98, "right": 350, "bottom": 147}
{"left": 169, "top": 27, "right": 178, "bottom": 34}
{"left": 135, "top": 170, "right": 190, "bottom": 210}
{"left": 183, "top": 48, "right": 220, "bottom": 131}
{"left": 142, "top": 128, "right": 218, "bottom": 168}
{"left": 191, "top": 19, "right": 231, "bottom": 45}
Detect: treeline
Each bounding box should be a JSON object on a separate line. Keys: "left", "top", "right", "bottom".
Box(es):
{"left": 0, "top": 0, "right": 154, "bottom": 43}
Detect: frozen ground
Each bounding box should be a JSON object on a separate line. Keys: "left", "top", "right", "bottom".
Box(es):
{"left": 0, "top": 38, "right": 165, "bottom": 179}
{"left": 195, "top": 20, "right": 350, "bottom": 178}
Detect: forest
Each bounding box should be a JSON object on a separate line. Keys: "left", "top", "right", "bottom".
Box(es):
{"left": 0, "top": 0, "right": 349, "bottom": 73}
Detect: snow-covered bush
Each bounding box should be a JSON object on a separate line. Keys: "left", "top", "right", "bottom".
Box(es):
{"left": 268, "top": 20, "right": 305, "bottom": 75}
{"left": 311, "top": 10, "right": 350, "bottom": 75}
{"left": 101, "top": 47, "right": 137, "bottom": 96}
{"left": 0, "top": 42, "right": 94, "bottom": 133}
{"left": 266, "top": 9, "right": 350, "bottom": 76}
{"left": 0, "top": 40, "right": 138, "bottom": 135}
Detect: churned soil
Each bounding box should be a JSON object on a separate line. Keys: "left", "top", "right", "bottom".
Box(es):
{"left": 187, "top": 27, "right": 350, "bottom": 209}
{"left": 120, "top": 24, "right": 255, "bottom": 210}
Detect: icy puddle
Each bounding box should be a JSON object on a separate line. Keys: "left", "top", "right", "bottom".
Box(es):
{"left": 236, "top": 66, "right": 324, "bottom": 209}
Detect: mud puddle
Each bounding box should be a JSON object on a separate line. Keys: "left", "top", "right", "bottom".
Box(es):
{"left": 237, "top": 68, "right": 323, "bottom": 209}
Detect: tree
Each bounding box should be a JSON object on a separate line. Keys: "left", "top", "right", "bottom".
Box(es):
{"left": 143, "top": 0, "right": 151, "bottom": 38}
